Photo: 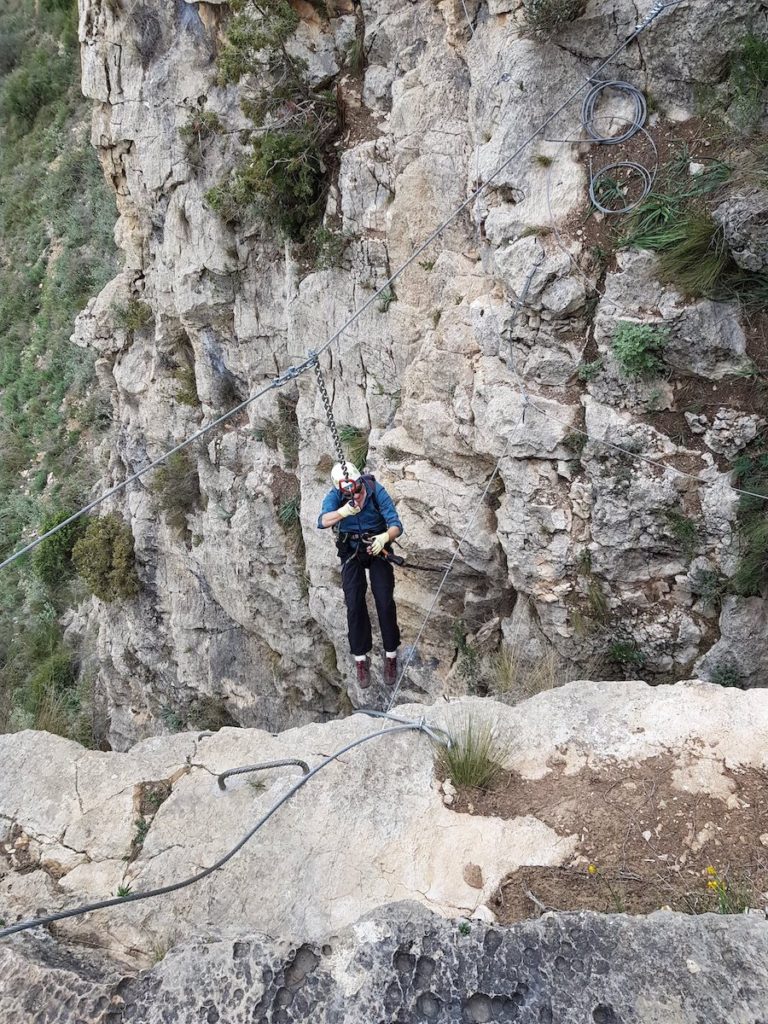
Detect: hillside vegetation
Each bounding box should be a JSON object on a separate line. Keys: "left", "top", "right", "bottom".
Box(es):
{"left": 0, "top": 0, "right": 117, "bottom": 740}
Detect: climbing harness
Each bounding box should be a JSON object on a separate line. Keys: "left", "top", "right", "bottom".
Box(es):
{"left": 339, "top": 532, "right": 449, "bottom": 575}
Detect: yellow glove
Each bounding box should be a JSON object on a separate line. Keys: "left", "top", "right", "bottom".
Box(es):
{"left": 337, "top": 501, "right": 361, "bottom": 519}
{"left": 369, "top": 532, "right": 390, "bottom": 556}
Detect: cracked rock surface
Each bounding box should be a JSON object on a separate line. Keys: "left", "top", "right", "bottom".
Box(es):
{"left": 2, "top": 682, "right": 768, "bottom": 967}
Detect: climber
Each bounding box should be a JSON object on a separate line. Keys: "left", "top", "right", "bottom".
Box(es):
{"left": 317, "top": 463, "right": 403, "bottom": 688}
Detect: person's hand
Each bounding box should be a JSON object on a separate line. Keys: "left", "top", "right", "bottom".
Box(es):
{"left": 369, "top": 532, "right": 390, "bottom": 556}
{"left": 337, "top": 501, "right": 361, "bottom": 519}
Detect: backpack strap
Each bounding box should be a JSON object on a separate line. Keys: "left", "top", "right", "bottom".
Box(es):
{"left": 361, "top": 474, "right": 379, "bottom": 514}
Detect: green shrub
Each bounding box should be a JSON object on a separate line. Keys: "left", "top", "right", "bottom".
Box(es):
{"left": 32, "top": 510, "right": 85, "bottom": 587}
{"left": 562, "top": 430, "right": 587, "bottom": 455}
{"left": 112, "top": 299, "right": 153, "bottom": 332}
{"left": 435, "top": 716, "right": 506, "bottom": 791}
{"left": 523, "top": 0, "right": 586, "bottom": 37}
{"left": 578, "top": 359, "right": 603, "bottom": 382}
{"left": 277, "top": 393, "right": 300, "bottom": 466}
{"left": 152, "top": 450, "right": 201, "bottom": 535}
{"left": 216, "top": 0, "right": 301, "bottom": 85}
{"left": 217, "top": 128, "right": 327, "bottom": 240}
{"left": 0, "top": 1, "right": 117, "bottom": 743}
{"left": 338, "top": 425, "right": 369, "bottom": 469}
{"left": 72, "top": 514, "right": 140, "bottom": 602}
{"left": 27, "top": 649, "right": 76, "bottom": 712}
{"left": 310, "top": 226, "right": 348, "bottom": 269}
{"left": 664, "top": 510, "right": 699, "bottom": 562}
{"left": 729, "top": 34, "right": 768, "bottom": 133}
{"left": 173, "top": 365, "right": 199, "bottom": 407}
{"left": 690, "top": 567, "right": 727, "bottom": 611}
{"left": 452, "top": 620, "right": 479, "bottom": 693}
{"left": 179, "top": 108, "right": 222, "bottom": 162}
{"left": 709, "top": 660, "right": 745, "bottom": 689}
{"left": 345, "top": 35, "right": 365, "bottom": 75}
{"left": 209, "top": 0, "right": 339, "bottom": 241}
{"left": 608, "top": 639, "right": 645, "bottom": 671}
{"left": 611, "top": 321, "right": 668, "bottom": 378}
{"left": 0, "top": 45, "right": 71, "bottom": 130}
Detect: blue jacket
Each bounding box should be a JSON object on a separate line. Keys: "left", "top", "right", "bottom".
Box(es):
{"left": 317, "top": 477, "right": 403, "bottom": 537}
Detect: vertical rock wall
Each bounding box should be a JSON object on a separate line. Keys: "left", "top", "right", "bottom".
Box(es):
{"left": 71, "top": 0, "right": 766, "bottom": 747}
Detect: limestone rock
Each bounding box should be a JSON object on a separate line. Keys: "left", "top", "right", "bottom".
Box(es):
{"left": 70, "top": 0, "right": 767, "bottom": 739}
{"left": 703, "top": 408, "right": 765, "bottom": 459}
{"left": 713, "top": 188, "right": 768, "bottom": 272}
{"left": 3, "top": 684, "right": 768, "bottom": 964}
{"left": 696, "top": 596, "right": 768, "bottom": 689}
{"left": 3, "top": 902, "right": 768, "bottom": 1022}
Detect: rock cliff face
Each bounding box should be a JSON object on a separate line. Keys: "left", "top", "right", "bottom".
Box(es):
{"left": 2, "top": 682, "right": 768, "bottom": 1019}
{"left": 70, "top": 0, "right": 767, "bottom": 746}
{"left": 4, "top": 904, "right": 768, "bottom": 1023}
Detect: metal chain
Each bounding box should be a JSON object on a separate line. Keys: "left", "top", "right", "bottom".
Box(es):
{"left": 311, "top": 352, "right": 349, "bottom": 480}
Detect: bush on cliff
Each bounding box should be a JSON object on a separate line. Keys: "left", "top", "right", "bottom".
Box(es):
{"left": 72, "top": 514, "right": 140, "bottom": 602}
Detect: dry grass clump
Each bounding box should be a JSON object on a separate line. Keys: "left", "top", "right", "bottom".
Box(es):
{"left": 435, "top": 717, "right": 507, "bottom": 791}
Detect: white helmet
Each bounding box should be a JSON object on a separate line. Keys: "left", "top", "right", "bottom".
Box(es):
{"left": 331, "top": 462, "right": 361, "bottom": 488}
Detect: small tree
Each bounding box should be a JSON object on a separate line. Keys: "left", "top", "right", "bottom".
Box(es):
{"left": 72, "top": 513, "right": 140, "bottom": 602}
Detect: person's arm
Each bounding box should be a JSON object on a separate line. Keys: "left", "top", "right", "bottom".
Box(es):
{"left": 368, "top": 485, "right": 403, "bottom": 554}
{"left": 317, "top": 489, "right": 360, "bottom": 529}
{"left": 375, "top": 484, "right": 403, "bottom": 537}
{"left": 321, "top": 504, "right": 360, "bottom": 528}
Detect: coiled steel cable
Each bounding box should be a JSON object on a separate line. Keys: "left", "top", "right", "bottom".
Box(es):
{"left": 581, "top": 80, "right": 655, "bottom": 214}
{"left": 581, "top": 80, "right": 647, "bottom": 145}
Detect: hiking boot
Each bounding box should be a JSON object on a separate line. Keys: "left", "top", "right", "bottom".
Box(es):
{"left": 356, "top": 657, "right": 371, "bottom": 688}
{"left": 384, "top": 654, "right": 397, "bottom": 684}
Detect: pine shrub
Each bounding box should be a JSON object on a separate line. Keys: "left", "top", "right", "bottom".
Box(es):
{"left": 72, "top": 513, "right": 140, "bottom": 602}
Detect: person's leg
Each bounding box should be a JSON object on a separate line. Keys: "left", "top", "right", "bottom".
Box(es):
{"left": 341, "top": 555, "right": 373, "bottom": 659}
{"left": 370, "top": 556, "right": 401, "bottom": 654}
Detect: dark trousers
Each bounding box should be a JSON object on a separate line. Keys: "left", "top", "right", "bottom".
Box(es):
{"left": 340, "top": 551, "right": 401, "bottom": 656}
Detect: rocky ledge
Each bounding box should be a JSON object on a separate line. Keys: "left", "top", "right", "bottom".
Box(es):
{"left": 1, "top": 681, "right": 767, "bottom": 987}
{"left": 2, "top": 901, "right": 768, "bottom": 1023}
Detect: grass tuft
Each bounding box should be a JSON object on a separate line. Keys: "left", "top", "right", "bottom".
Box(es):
{"left": 338, "top": 425, "right": 369, "bottom": 469}
{"left": 435, "top": 717, "right": 506, "bottom": 791}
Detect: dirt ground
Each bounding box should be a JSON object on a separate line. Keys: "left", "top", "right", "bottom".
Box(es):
{"left": 450, "top": 754, "right": 768, "bottom": 921}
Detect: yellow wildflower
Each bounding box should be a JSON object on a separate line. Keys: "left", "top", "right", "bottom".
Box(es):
{"left": 707, "top": 880, "right": 719, "bottom": 891}
{"left": 706, "top": 866, "right": 717, "bottom": 876}
{"left": 588, "top": 864, "right": 597, "bottom": 876}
